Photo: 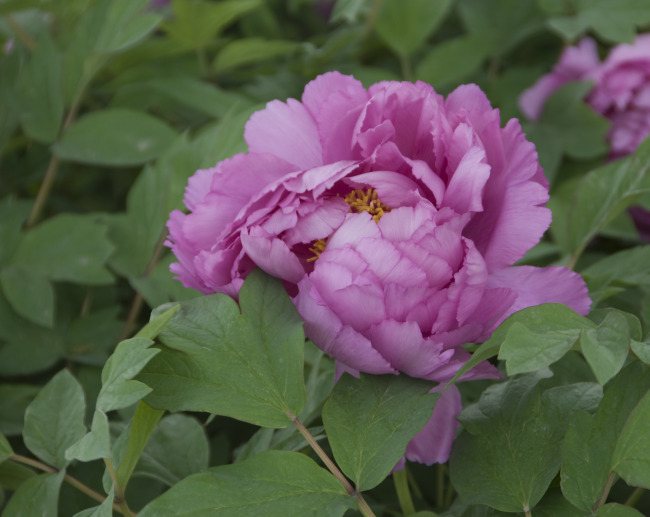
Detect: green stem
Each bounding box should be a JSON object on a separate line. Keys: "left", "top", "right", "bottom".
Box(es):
{"left": 11, "top": 454, "right": 125, "bottom": 515}
{"left": 362, "top": 0, "right": 382, "bottom": 39}
{"left": 436, "top": 462, "right": 445, "bottom": 508}
{"left": 104, "top": 458, "right": 134, "bottom": 517}
{"left": 5, "top": 15, "right": 37, "bottom": 51}
{"left": 624, "top": 487, "right": 644, "bottom": 507}
{"left": 594, "top": 471, "right": 617, "bottom": 511}
{"left": 25, "top": 155, "right": 60, "bottom": 229}
{"left": 393, "top": 468, "right": 416, "bottom": 516}
{"left": 119, "top": 228, "right": 169, "bottom": 341}
{"left": 289, "top": 412, "right": 376, "bottom": 517}
{"left": 524, "top": 507, "right": 532, "bottom": 517}
{"left": 399, "top": 53, "right": 414, "bottom": 82}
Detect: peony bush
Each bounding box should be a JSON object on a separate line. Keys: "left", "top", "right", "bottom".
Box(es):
{"left": 3, "top": 1, "right": 650, "bottom": 516}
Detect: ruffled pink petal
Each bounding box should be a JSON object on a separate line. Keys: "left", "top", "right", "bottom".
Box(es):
{"left": 240, "top": 228, "right": 305, "bottom": 283}
{"left": 244, "top": 98, "right": 323, "bottom": 170}
{"left": 487, "top": 265, "right": 592, "bottom": 318}
{"left": 282, "top": 160, "right": 360, "bottom": 197}
{"left": 184, "top": 168, "right": 215, "bottom": 210}
{"left": 283, "top": 197, "right": 350, "bottom": 247}
{"left": 405, "top": 384, "right": 462, "bottom": 465}
{"left": 326, "top": 212, "right": 382, "bottom": 250}
{"left": 347, "top": 171, "right": 425, "bottom": 208}
{"left": 463, "top": 119, "right": 551, "bottom": 271}
{"left": 294, "top": 277, "right": 396, "bottom": 374}
{"left": 365, "top": 320, "right": 446, "bottom": 379}
{"left": 442, "top": 146, "right": 490, "bottom": 214}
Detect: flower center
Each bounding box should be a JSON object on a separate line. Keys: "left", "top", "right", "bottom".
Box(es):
{"left": 306, "top": 188, "right": 391, "bottom": 263}
{"left": 344, "top": 188, "right": 391, "bottom": 222}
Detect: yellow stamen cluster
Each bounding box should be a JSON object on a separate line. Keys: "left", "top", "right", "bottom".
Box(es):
{"left": 344, "top": 188, "right": 392, "bottom": 222}
{"left": 306, "top": 238, "right": 327, "bottom": 263}
{"left": 306, "top": 189, "right": 391, "bottom": 263}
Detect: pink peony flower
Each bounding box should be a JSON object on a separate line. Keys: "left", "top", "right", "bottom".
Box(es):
{"left": 519, "top": 34, "right": 650, "bottom": 157}
{"left": 167, "top": 72, "right": 591, "bottom": 465}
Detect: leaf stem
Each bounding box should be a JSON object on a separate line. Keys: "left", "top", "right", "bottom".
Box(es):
{"left": 104, "top": 458, "right": 134, "bottom": 517}
{"left": 5, "top": 15, "right": 37, "bottom": 51}
{"left": 524, "top": 507, "right": 532, "bottom": 517}
{"left": 11, "top": 454, "right": 125, "bottom": 515}
{"left": 393, "top": 468, "right": 416, "bottom": 516}
{"left": 594, "top": 471, "right": 617, "bottom": 511}
{"left": 119, "top": 228, "right": 169, "bottom": 341}
{"left": 25, "top": 155, "right": 60, "bottom": 229}
{"left": 289, "top": 412, "right": 376, "bottom": 517}
{"left": 624, "top": 487, "right": 644, "bottom": 507}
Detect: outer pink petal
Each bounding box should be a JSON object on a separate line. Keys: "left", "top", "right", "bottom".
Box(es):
{"left": 405, "top": 384, "right": 462, "bottom": 465}
{"left": 442, "top": 146, "right": 490, "bottom": 214}
{"left": 244, "top": 98, "right": 323, "bottom": 170}
{"left": 487, "top": 265, "right": 592, "bottom": 318}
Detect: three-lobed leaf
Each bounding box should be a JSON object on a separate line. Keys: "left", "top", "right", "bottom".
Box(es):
{"left": 139, "top": 270, "right": 306, "bottom": 428}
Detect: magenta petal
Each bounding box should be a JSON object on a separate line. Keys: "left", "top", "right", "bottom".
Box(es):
{"left": 405, "top": 384, "right": 462, "bottom": 465}
{"left": 245, "top": 98, "right": 323, "bottom": 170}
{"left": 240, "top": 228, "right": 305, "bottom": 283}
{"left": 487, "top": 265, "right": 592, "bottom": 317}
{"left": 443, "top": 146, "right": 490, "bottom": 214}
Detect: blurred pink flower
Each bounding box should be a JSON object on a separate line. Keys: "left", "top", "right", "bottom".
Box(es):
{"left": 168, "top": 72, "right": 591, "bottom": 465}
{"left": 519, "top": 34, "right": 650, "bottom": 157}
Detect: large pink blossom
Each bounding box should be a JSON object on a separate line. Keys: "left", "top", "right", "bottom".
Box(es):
{"left": 167, "top": 72, "right": 591, "bottom": 465}
{"left": 519, "top": 34, "right": 650, "bottom": 157}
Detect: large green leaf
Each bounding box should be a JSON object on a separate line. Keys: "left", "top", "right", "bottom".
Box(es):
{"left": 11, "top": 214, "right": 114, "bottom": 285}
{"left": 450, "top": 374, "right": 599, "bottom": 513}
{"left": 561, "top": 362, "right": 650, "bottom": 510}
{"left": 374, "top": 0, "right": 452, "bottom": 57}
{"left": 612, "top": 389, "right": 650, "bottom": 489}
{"left": 556, "top": 137, "right": 650, "bottom": 259}
{"left": 16, "top": 32, "right": 64, "bottom": 144}
{"left": 0, "top": 267, "right": 54, "bottom": 328}
{"left": 214, "top": 38, "right": 300, "bottom": 73}
{"left": 22, "top": 370, "right": 86, "bottom": 469}
{"left": 138, "top": 451, "right": 356, "bottom": 517}
{"left": 1, "top": 471, "right": 64, "bottom": 517}
{"left": 53, "top": 109, "right": 177, "bottom": 166}
{"left": 94, "top": 0, "right": 163, "bottom": 53}
{"left": 65, "top": 409, "right": 111, "bottom": 462}
{"left": 139, "top": 270, "right": 306, "bottom": 428}
{"left": 322, "top": 373, "right": 438, "bottom": 491}
{"left": 580, "top": 311, "right": 630, "bottom": 385}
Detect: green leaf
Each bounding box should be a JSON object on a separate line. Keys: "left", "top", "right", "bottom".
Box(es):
{"left": 451, "top": 303, "right": 594, "bottom": 385}
{"left": 115, "top": 402, "right": 163, "bottom": 490}
{"left": 499, "top": 322, "right": 581, "bottom": 376}
{"left": 523, "top": 82, "right": 610, "bottom": 184}
{"left": 65, "top": 409, "right": 111, "bottom": 462}
{"left": 214, "top": 38, "right": 300, "bottom": 73}
{"left": 631, "top": 340, "right": 650, "bottom": 365}
{"left": 53, "top": 108, "right": 177, "bottom": 166}
{"left": 0, "top": 267, "right": 54, "bottom": 328}
{"left": 580, "top": 311, "right": 630, "bottom": 385}
{"left": 458, "top": 0, "right": 545, "bottom": 57}
{"left": 547, "top": 0, "right": 650, "bottom": 43}
{"left": 322, "top": 373, "right": 438, "bottom": 491}
{"left": 134, "top": 413, "right": 209, "bottom": 486}
{"left": 415, "top": 33, "right": 493, "bottom": 89}
{"left": 595, "top": 503, "right": 645, "bottom": 517}
{"left": 138, "top": 450, "right": 356, "bottom": 517}
{"left": 97, "top": 337, "right": 159, "bottom": 412}
{"left": 16, "top": 32, "right": 64, "bottom": 144}
{"left": 0, "top": 433, "right": 13, "bottom": 464}
{"left": 561, "top": 362, "right": 650, "bottom": 510}
{"left": 375, "top": 0, "right": 452, "bottom": 56}
{"left": 0, "top": 384, "right": 40, "bottom": 436}
{"left": 612, "top": 389, "right": 650, "bottom": 488}
{"left": 0, "top": 198, "right": 30, "bottom": 268}
{"left": 1, "top": 471, "right": 64, "bottom": 517}
{"left": 164, "top": 0, "right": 262, "bottom": 48}
{"left": 23, "top": 370, "right": 86, "bottom": 469}
{"left": 139, "top": 270, "right": 306, "bottom": 428}
{"left": 95, "top": 0, "right": 163, "bottom": 53}
{"left": 12, "top": 214, "right": 114, "bottom": 285}
{"left": 450, "top": 374, "right": 597, "bottom": 513}
{"left": 136, "top": 304, "right": 180, "bottom": 340}
{"left": 0, "top": 460, "right": 37, "bottom": 490}
{"left": 73, "top": 491, "right": 115, "bottom": 517}
{"left": 558, "top": 136, "right": 650, "bottom": 258}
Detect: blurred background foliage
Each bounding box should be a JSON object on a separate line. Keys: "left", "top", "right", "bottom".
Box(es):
{"left": 2, "top": 0, "right": 650, "bottom": 515}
